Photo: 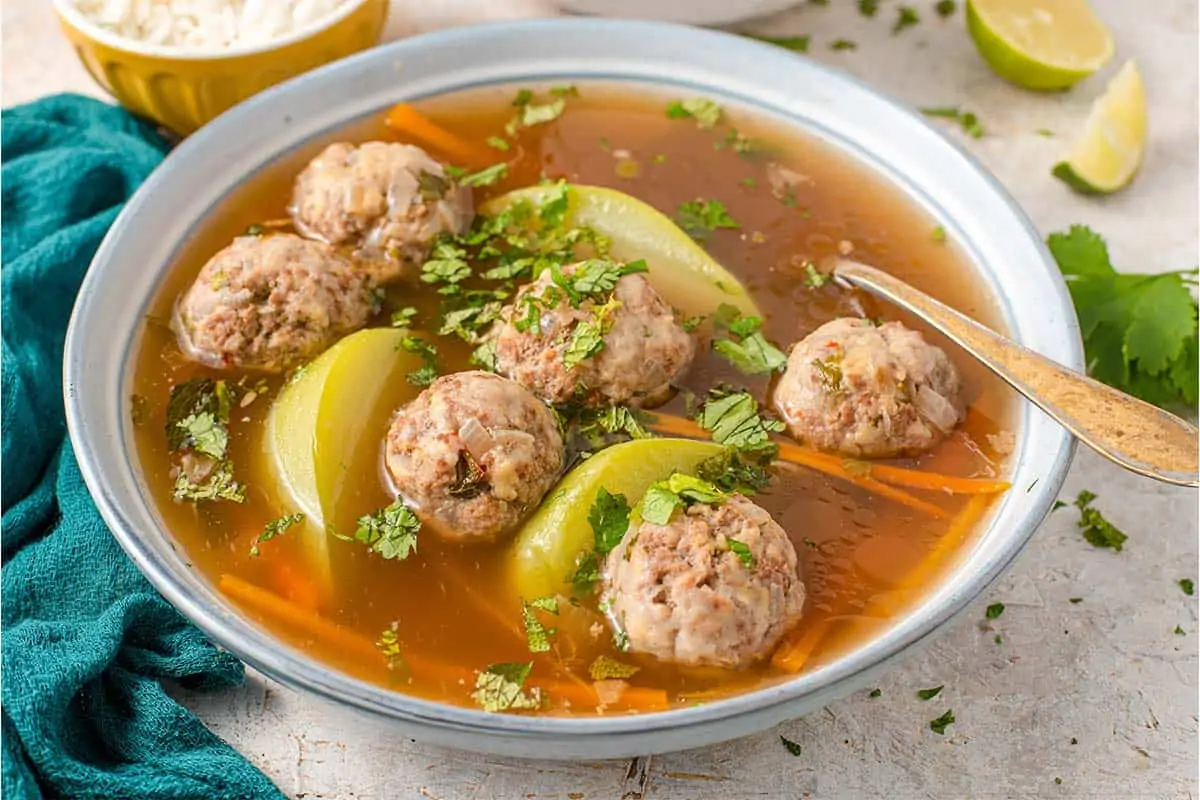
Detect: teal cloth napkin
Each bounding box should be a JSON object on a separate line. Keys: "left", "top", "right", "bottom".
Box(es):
{"left": 2, "top": 94, "right": 286, "bottom": 800}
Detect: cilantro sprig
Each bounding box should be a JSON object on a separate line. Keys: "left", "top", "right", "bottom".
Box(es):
{"left": 1049, "top": 225, "right": 1198, "bottom": 407}
{"left": 639, "top": 473, "right": 728, "bottom": 525}
{"left": 1072, "top": 490, "right": 1127, "bottom": 551}
{"left": 676, "top": 199, "right": 739, "bottom": 241}
{"left": 711, "top": 304, "right": 787, "bottom": 375}
{"left": 341, "top": 498, "right": 421, "bottom": 560}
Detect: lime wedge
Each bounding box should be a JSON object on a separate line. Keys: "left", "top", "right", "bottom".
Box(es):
{"left": 508, "top": 438, "right": 723, "bottom": 600}
{"left": 483, "top": 184, "right": 760, "bottom": 319}
{"left": 967, "top": 0, "right": 1115, "bottom": 91}
{"left": 1052, "top": 61, "right": 1147, "bottom": 194}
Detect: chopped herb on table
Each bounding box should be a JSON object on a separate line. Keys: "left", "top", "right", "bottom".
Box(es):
{"left": 830, "top": 39, "right": 858, "bottom": 51}
{"left": 929, "top": 709, "right": 955, "bottom": 735}
{"left": 858, "top": 0, "right": 880, "bottom": 16}
{"left": 893, "top": 6, "right": 920, "bottom": 34}
{"left": 935, "top": 0, "right": 957, "bottom": 17}
{"left": 780, "top": 735, "right": 803, "bottom": 756}
{"left": 1068, "top": 597, "right": 1083, "bottom": 604}
{"left": 986, "top": 602, "right": 1005, "bottom": 620}
{"left": 1175, "top": 625, "right": 1186, "bottom": 635}
{"left": 1048, "top": 225, "right": 1198, "bottom": 407}
{"left": 753, "top": 35, "right": 811, "bottom": 53}
{"left": 250, "top": 513, "right": 305, "bottom": 557}
{"left": 917, "top": 685, "right": 944, "bottom": 700}
{"left": 920, "top": 107, "right": 985, "bottom": 139}
{"left": 1180, "top": 578, "right": 1195, "bottom": 596}
{"left": 1072, "top": 490, "right": 1127, "bottom": 551}
{"left": 869, "top": 688, "right": 882, "bottom": 698}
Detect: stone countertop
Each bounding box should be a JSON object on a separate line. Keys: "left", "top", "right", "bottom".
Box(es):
{"left": 4, "top": 1, "right": 1197, "bottom": 797}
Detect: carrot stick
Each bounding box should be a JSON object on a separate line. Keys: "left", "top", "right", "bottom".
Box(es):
{"left": 861, "top": 461, "right": 1010, "bottom": 495}
{"left": 384, "top": 103, "right": 494, "bottom": 169}
{"left": 647, "top": 414, "right": 950, "bottom": 519}
{"left": 771, "top": 618, "right": 833, "bottom": 673}
{"left": 891, "top": 494, "right": 991, "bottom": 598}
{"left": 542, "top": 679, "right": 671, "bottom": 712}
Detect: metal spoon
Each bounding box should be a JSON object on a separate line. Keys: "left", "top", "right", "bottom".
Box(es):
{"left": 834, "top": 259, "right": 1200, "bottom": 488}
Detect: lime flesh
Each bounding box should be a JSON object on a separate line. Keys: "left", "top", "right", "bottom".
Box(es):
{"left": 1052, "top": 60, "right": 1147, "bottom": 194}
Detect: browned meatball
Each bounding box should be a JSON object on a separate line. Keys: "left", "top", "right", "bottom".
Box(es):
{"left": 772, "top": 317, "right": 963, "bottom": 458}
{"left": 602, "top": 495, "right": 805, "bottom": 669}
{"left": 384, "top": 371, "right": 564, "bottom": 543}
{"left": 490, "top": 265, "right": 695, "bottom": 407}
{"left": 289, "top": 141, "right": 473, "bottom": 283}
{"left": 173, "top": 234, "right": 377, "bottom": 372}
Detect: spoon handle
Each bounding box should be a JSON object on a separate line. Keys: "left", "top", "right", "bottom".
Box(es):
{"left": 835, "top": 260, "right": 1199, "bottom": 488}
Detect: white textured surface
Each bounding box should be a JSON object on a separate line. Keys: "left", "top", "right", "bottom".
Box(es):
{"left": 3, "top": 0, "right": 1198, "bottom": 797}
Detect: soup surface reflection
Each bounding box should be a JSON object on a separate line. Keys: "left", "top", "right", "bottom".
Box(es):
{"left": 130, "top": 84, "right": 1015, "bottom": 714}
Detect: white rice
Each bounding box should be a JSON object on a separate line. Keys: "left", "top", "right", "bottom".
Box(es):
{"left": 70, "top": 0, "right": 354, "bottom": 51}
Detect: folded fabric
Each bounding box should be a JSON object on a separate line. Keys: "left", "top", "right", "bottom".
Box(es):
{"left": 1, "top": 94, "right": 286, "bottom": 800}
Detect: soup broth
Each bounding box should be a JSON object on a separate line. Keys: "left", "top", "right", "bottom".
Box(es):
{"left": 130, "top": 84, "right": 1015, "bottom": 713}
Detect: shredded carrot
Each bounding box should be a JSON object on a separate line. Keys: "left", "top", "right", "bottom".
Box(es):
{"left": 892, "top": 494, "right": 992, "bottom": 597}
{"left": 542, "top": 679, "right": 671, "bottom": 712}
{"left": 647, "top": 413, "right": 950, "bottom": 519}
{"left": 267, "top": 557, "right": 322, "bottom": 612}
{"left": 860, "top": 461, "right": 1010, "bottom": 495}
{"left": 384, "top": 103, "right": 494, "bottom": 169}
{"left": 771, "top": 618, "right": 833, "bottom": 673}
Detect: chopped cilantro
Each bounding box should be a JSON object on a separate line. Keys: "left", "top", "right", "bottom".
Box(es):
{"left": 1054, "top": 778, "right": 1063, "bottom": 785}
{"left": 740, "top": 176, "right": 757, "bottom": 188}
{"left": 459, "top": 162, "right": 509, "bottom": 188}
{"left": 1068, "top": 597, "right": 1083, "bottom": 604}
{"left": 521, "top": 596, "right": 559, "bottom": 653}
{"left": 250, "top": 513, "right": 304, "bottom": 556}
{"left": 176, "top": 413, "right": 228, "bottom": 460}
{"left": 892, "top": 5, "right": 920, "bottom": 33}
{"left": 696, "top": 389, "right": 785, "bottom": 453}
{"left": 640, "top": 483, "right": 683, "bottom": 525}
{"left": 780, "top": 735, "right": 803, "bottom": 756}
{"left": 244, "top": 223, "right": 264, "bottom": 236}
{"left": 420, "top": 241, "right": 472, "bottom": 291}
{"left": 985, "top": 602, "right": 1005, "bottom": 620}
{"left": 613, "top": 628, "right": 630, "bottom": 652}
{"left": 639, "top": 473, "right": 728, "bottom": 525}
{"left": 920, "top": 107, "right": 985, "bottom": 138}
{"left": 471, "top": 341, "right": 499, "bottom": 372}
{"left": 929, "top": 709, "right": 955, "bottom": 735}
{"left": 727, "top": 538, "right": 755, "bottom": 568}
{"left": 665, "top": 97, "right": 723, "bottom": 129}
{"left": 564, "top": 319, "right": 606, "bottom": 369}
{"left": 811, "top": 354, "right": 845, "bottom": 394}
{"left": 754, "top": 35, "right": 811, "bottom": 53}
{"left": 652, "top": 153, "right": 667, "bottom": 164}
{"left": 1072, "top": 490, "right": 1127, "bottom": 551}
{"left": 573, "top": 404, "right": 653, "bottom": 447}
{"left": 417, "top": 170, "right": 449, "bottom": 200}
{"left": 1052, "top": 500, "right": 1068, "bottom": 512}
{"left": 553, "top": 258, "right": 647, "bottom": 307}
{"left": 803, "top": 262, "right": 828, "bottom": 288}
{"left": 857, "top": 0, "right": 879, "bottom": 16}
{"left": 917, "top": 685, "right": 944, "bottom": 701}
{"left": 716, "top": 129, "right": 756, "bottom": 154}
{"left": 711, "top": 304, "right": 787, "bottom": 375}
{"left": 472, "top": 662, "right": 542, "bottom": 712}
{"left": 1180, "top": 578, "right": 1195, "bottom": 596}
{"left": 350, "top": 498, "right": 420, "bottom": 560}
{"left": 931, "top": 225, "right": 947, "bottom": 243}
{"left": 165, "top": 378, "right": 231, "bottom": 451}
{"left": 1048, "top": 225, "right": 1198, "bottom": 407}
{"left": 830, "top": 39, "right": 858, "bottom": 51}
{"left": 868, "top": 688, "right": 882, "bottom": 698}
{"left": 1175, "top": 625, "right": 1186, "bottom": 635}
{"left": 696, "top": 447, "right": 773, "bottom": 494}
{"left": 486, "top": 136, "right": 510, "bottom": 151}
{"left": 994, "top": 634, "right": 1003, "bottom": 644}
{"left": 589, "top": 488, "right": 632, "bottom": 555}
{"left": 935, "top": 0, "right": 957, "bottom": 16}
{"left": 172, "top": 461, "right": 245, "bottom": 504}
{"left": 506, "top": 87, "right": 573, "bottom": 135}
{"left": 681, "top": 313, "right": 707, "bottom": 333}
{"left": 569, "top": 551, "right": 602, "bottom": 593}
{"left": 376, "top": 625, "right": 408, "bottom": 676}
{"left": 1035, "top": 128, "right": 1055, "bottom": 137}
{"left": 676, "top": 199, "right": 739, "bottom": 240}
{"left": 398, "top": 336, "right": 440, "bottom": 387}
{"left": 589, "top": 655, "right": 640, "bottom": 680}
{"left": 391, "top": 306, "right": 418, "bottom": 328}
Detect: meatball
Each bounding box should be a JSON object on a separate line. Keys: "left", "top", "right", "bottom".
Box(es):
{"left": 289, "top": 141, "right": 473, "bottom": 283}
{"left": 602, "top": 495, "right": 805, "bottom": 669}
{"left": 173, "top": 234, "right": 377, "bottom": 372}
{"left": 772, "top": 317, "right": 963, "bottom": 458}
{"left": 384, "top": 371, "right": 564, "bottom": 543}
{"left": 490, "top": 265, "right": 695, "bottom": 407}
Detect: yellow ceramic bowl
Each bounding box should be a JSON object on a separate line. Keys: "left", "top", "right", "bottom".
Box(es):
{"left": 53, "top": 0, "right": 388, "bottom": 135}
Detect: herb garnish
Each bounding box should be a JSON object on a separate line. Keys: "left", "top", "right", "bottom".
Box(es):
{"left": 165, "top": 378, "right": 243, "bottom": 503}
{"left": 985, "top": 602, "right": 1005, "bottom": 620}
{"left": 172, "top": 462, "right": 246, "bottom": 503}
{"left": 250, "top": 513, "right": 305, "bottom": 557}
{"left": 892, "top": 6, "right": 920, "bottom": 34}
{"left": 868, "top": 688, "right": 882, "bottom": 698}
{"left": 696, "top": 447, "right": 773, "bottom": 494}
{"left": 506, "top": 86, "right": 576, "bottom": 135}
{"left": 521, "top": 596, "right": 560, "bottom": 653}
{"left": 639, "top": 473, "right": 728, "bottom": 525}
{"left": 830, "top": 39, "right": 858, "bottom": 51}
{"left": 727, "top": 538, "right": 755, "bottom": 568}
{"left": 780, "top": 735, "right": 803, "bottom": 756}
{"left": 676, "top": 199, "right": 739, "bottom": 240}
{"left": 665, "top": 98, "right": 723, "bottom": 129}
{"left": 711, "top": 304, "right": 787, "bottom": 375}
{"left": 935, "top": 0, "right": 956, "bottom": 17}
{"left": 802, "top": 262, "right": 828, "bottom": 289}
{"left": 921, "top": 107, "right": 985, "bottom": 139}
{"left": 696, "top": 388, "right": 785, "bottom": 453}
{"left": 459, "top": 162, "right": 509, "bottom": 188}
{"left": 1072, "top": 490, "right": 1127, "bottom": 551}
{"left": 472, "top": 662, "right": 542, "bottom": 712}
{"left": 857, "top": 0, "right": 879, "bottom": 16}
{"left": 589, "top": 655, "right": 640, "bottom": 680}
{"left": 345, "top": 498, "right": 420, "bottom": 560}
{"left": 486, "top": 136, "right": 510, "bottom": 151}
{"left": 376, "top": 624, "right": 408, "bottom": 676}
{"left": 929, "top": 709, "right": 955, "bottom": 735}
{"left": 1048, "top": 225, "right": 1198, "bottom": 407}
{"left": 391, "top": 306, "right": 418, "bottom": 328}
{"left": 1180, "top": 579, "right": 1195, "bottom": 596}
{"left": 753, "top": 35, "right": 811, "bottom": 53}
{"left": 398, "top": 336, "right": 440, "bottom": 387}
{"left": 588, "top": 488, "right": 632, "bottom": 555}
{"left": 917, "top": 685, "right": 944, "bottom": 700}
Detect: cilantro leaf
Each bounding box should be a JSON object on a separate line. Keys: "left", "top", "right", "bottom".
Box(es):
{"left": 893, "top": 5, "right": 920, "bottom": 34}
{"left": 376, "top": 625, "right": 409, "bottom": 677}
{"left": 391, "top": 306, "right": 418, "bottom": 328}
{"left": 780, "top": 735, "right": 803, "bottom": 756}
{"left": 640, "top": 483, "right": 683, "bottom": 525}
{"left": 753, "top": 35, "right": 811, "bottom": 53}
{"left": 176, "top": 412, "right": 228, "bottom": 460}
{"left": 569, "top": 550, "right": 602, "bottom": 593}
{"left": 172, "top": 461, "right": 245, "bottom": 504}
{"left": 711, "top": 304, "right": 787, "bottom": 375}
{"left": 564, "top": 320, "right": 606, "bottom": 369}
{"left": 696, "top": 390, "right": 785, "bottom": 452}
{"left": 727, "top": 538, "right": 755, "bottom": 568}
{"left": 166, "top": 378, "right": 231, "bottom": 451}
{"left": 935, "top": 0, "right": 957, "bottom": 17}
{"left": 929, "top": 709, "right": 955, "bottom": 735}
{"left": 589, "top": 655, "right": 640, "bottom": 680}
{"left": 677, "top": 199, "right": 739, "bottom": 240}
{"left": 573, "top": 404, "right": 653, "bottom": 449}
{"left": 857, "top": 0, "right": 879, "bottom": 16}
{"left": 917, "top": 685, "right": 944, "bottom": 700}
{"left": 639, "top": 474, "right": 728, "bottom": 525}
{"left": 352, "top": 498, "right": 420, "bottom": 560}
{"left": 459, "top": 162, "right": 509, "bottom": 188}
{"left": 1180, "top": 578, "right": 1195, "bottom": 596}
{"left": 696, "top": 447, "right": 773, "bottom": 494}
{"left": 398, "top": 336, "right": 440, "bottom": 387}
{"left": 588, "top": 487, "right": 632, "bottom": 555}
{"left": 803, "top": 262, "right": 828, "bottom": 288}
{"left": 985, "top": 602, "right": 1005, "bottom": 620}
{"left": 665, "top": 97, "right": 723, "bottom": 129}
{"left": 920, "top": 107, "right": 985, "bottom": 138}
{"left": 521, "top": 596, "right": 559, "bottom": 653}
{"left": 1072, "top": 490, "right": 1127, "bottom": 551}
{"left": 250, "top": 513, "right": 305, "bottom": 556}
{"left": 472, "top": 662, "right": 542, "bottom": 712}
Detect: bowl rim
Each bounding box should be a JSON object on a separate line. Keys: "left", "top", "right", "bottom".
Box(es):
{"left": 64, "top": 18, "right": 1082, "bottom": 757}
{"left": 52, "top": 0, "right": 377, "bottom": 60}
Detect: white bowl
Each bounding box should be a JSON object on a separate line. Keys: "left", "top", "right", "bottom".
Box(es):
{"left": 64, "top": 19, "right": 1081, "bottom": 759}
{"left": 557, "top": 0, "right": 802, "bottom": 26}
